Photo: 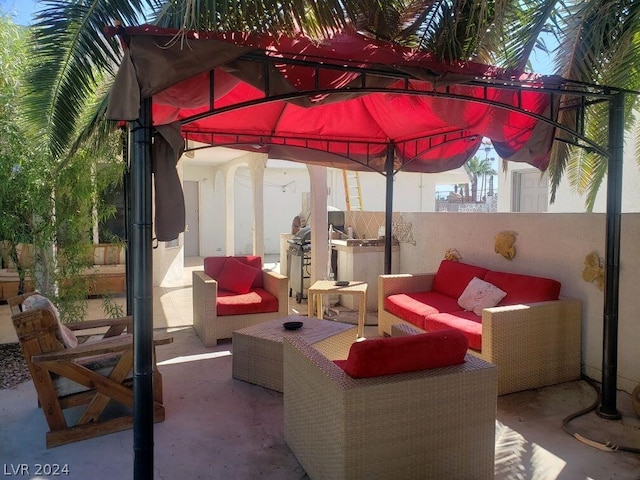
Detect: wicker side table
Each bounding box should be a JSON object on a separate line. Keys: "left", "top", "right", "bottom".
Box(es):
{"left": 232, "top": 315, "right": 356, "bottom": 392}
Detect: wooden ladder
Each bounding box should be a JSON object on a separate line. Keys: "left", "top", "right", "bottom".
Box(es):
{"left": 342, "top": 170, "right": 363, "bottom": 211}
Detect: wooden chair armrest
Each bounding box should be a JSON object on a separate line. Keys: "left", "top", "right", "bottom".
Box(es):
{"left": 32, "top": 332, "right": 173, "bottom": 363}
{"left": 67, "top": 316, "right": 133, "bottom": 331}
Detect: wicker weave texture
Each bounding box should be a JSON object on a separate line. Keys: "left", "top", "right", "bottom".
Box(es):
{"left": 475, "top": 299, "right": 582, "bottom": 394}
{"left": 233, "top": 316, "right": 356, "bottom": 392}
{"left": 390, "top": 323, "right": 425, "bottom": 337}
{"left": 378, "top": 274, "right": 583, "bottom": 395}
{"left": 284, "top": 336, "right": 497, "bottom": 480}
{"left": 192, "top": 268, "right": 289, "bottom": 347}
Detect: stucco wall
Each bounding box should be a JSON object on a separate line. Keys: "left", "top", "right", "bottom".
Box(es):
{"left": 398, "top": 211, "right": 639, "bottom": 393}
{"left": 183, "top": 161, "right": 470, "bottom": 256}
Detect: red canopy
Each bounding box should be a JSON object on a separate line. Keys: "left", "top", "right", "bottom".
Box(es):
{"left": 107, "top": 26, "right": 561, "bottom": 174}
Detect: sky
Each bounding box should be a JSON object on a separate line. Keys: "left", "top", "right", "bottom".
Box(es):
{"left": 0, "top": 0, "right": 37, "bottom": 25}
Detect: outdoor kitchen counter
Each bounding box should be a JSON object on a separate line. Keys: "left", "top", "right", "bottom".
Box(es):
{"left": 330, "top": 239, "right": 399, "bottom": 311}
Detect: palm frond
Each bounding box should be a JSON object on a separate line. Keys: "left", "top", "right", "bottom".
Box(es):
{"left": 412, "top": 0, "right": 508, "bottom": 63}
{"left": 22, "top": 0, "right": 162, "bottom": 160}
{"left": 65, "top": 73, "right": 118, "bottom": 168}
{"left": 495, "top": 0, "right": 557, "bottom": 70}
{"left": 549, "top": 0, "right": 640, "bottom": 208}
{"left": 153, "top": 0, "right": 358, "bottom": 37}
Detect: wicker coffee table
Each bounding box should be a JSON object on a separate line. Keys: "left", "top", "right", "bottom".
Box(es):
{"left": 232, "top": 316, "right": 356, "bottom": 392}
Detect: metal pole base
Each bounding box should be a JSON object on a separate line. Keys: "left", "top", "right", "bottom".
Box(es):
{"left": 596, "top": 406, "right": 621, "bottom": 420}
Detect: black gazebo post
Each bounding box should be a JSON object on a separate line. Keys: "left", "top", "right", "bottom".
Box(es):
{"left": 384, "top": 143, "right": 395, "bottom": 274}
{"left": 130, "top": 97, "right": 156, "bottom": 478}
{"left": 599, "top": 91, "right": 625, "bottom": 419}
{"left": 122, "top": 127, "right": 133, "bottom": 316}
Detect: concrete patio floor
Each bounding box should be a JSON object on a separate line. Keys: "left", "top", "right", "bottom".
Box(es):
{"left": 1, "top": 257, "right": 639, "bottom": 479}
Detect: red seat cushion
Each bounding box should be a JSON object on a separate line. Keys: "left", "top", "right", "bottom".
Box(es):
{"left": 216, "top": 288, "right": 279, "bottom": 316}
{"left": 384, "top": 291, "right": 461, "bottom": 330}
{"left": 431, "top": 260, "right": 490, "bottom": 299}
{"left": 216, "top": 257, "right": 259, "bottom": 294}
{"left": 334, "top": 329, "right": 468, "bottom": 378}
{"left": 484, "top": 270, "right": 561, "bottom": 305}
{"left": 425, "top": 310, "right": 483, "bottom": 351}
{"left": 204, "top": 256, "right": 264, "bottom": 288}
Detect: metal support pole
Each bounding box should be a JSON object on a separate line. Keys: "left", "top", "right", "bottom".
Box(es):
{"left": 131, "top": 97, "right": 155, "bottom": 477}
{"left": 122, "top": 127, "right": 133, "bottom": 316}
{"left": 598, "top": 92, "right": 624, "bottom": 420}
{"left": 384, "top": 143, "right": 394, "bottom": 274}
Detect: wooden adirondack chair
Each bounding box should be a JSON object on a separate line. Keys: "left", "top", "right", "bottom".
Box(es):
{"left": 8, "top": 293, "right": 173, "bottom": 448}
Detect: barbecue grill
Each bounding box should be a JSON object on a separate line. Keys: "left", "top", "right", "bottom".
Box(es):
{"left": 287, "top": 225, "right": 311, "bottom": 302}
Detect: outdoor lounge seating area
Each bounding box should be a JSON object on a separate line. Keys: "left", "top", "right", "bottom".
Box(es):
{"left": 1, "top": 258, "right": 639, "bottom": 478}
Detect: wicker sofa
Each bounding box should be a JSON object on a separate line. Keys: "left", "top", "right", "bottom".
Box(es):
{"left": 192, "top": 255, "right": 289, "bottom": 346}
{"left": 0, "top": 242, "right": 126, "bottom": 301}
{"left": 378, "top": 259, "right": 582, "bottom": 395}
{"left": 283, "top": 332, "right": 497, "bottom": 480}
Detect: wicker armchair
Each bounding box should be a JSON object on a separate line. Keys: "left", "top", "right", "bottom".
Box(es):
{"left": 192, "top": 256, "right": 289, "bottom": 346}
{"left": 283, "top": 335, "right": 497, "bottom": 480}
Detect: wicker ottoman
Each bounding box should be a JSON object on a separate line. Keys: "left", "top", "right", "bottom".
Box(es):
{"left": 232, "top": 316, "right": 357, "bottom": 392}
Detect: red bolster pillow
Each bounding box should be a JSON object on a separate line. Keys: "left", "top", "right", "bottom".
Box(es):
{"left": 204, "top": 255, "right": 264, "bottom": 289}
{"left": 334, "top": 329, "right": 468, "bottom": 378}
{"left": 216, "top": 257, "right": 259, "bottom": 294}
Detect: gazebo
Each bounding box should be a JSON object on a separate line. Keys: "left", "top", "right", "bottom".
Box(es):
{"left": 105, "top": 24, "right": 627, "bottom": 476}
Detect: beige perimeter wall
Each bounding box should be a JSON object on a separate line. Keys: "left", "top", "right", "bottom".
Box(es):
{"left": 396, "top": 212, "right": 639, "bottom": 394}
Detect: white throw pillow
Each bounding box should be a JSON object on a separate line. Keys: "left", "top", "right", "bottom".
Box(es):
{"left": 457, "top": 277, "right": 507, "bottom": 316}
{"left": 22, "top": 294, "right": 78, "bottom": 349}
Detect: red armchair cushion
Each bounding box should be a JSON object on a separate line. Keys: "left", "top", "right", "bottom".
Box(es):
{"left": 431, "top": 260, "right": 490, "bottom": 299}
{"left": 425, "top": 310, "right": 483, "bottom": 351}
{"left": 334, "top": 329, "right": 468, "bottom": 378}
{"left": 216, "top": 257, "right": 259, "bottom": 294}
{"left": 384, "top": 291, "right": 461, "bottom": 331}
{"left": 484, "top": 270, "right": 561, "bottom": 305}
{"left": 216, "top": 288, "right": 279, "bottom": 316}
{"left": 204, "top": 256, "right": 264, "bottom": 288}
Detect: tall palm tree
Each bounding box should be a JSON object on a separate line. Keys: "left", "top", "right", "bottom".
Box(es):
{"left": 466, "top": 156, "right": 496, "bottom": 203}
{"left": 20, "top": 0, "right": 640, "bottom": 210}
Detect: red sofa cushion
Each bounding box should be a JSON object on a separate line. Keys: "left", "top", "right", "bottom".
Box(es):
{"left": 204, "top": 256, "right": 264, "bottom": 288}
{"left": 334, "top": 329, "right": 468, "bottom": 378}
{"left": 216, "top": 257, "right": 259, "bottom": 294}
{"left": 484, "top": 270, "right": 561, "bottom": 305}
{"left": 431, "top": 260, "right": 490, "bottom": 299}
{"left": 425, "top": 310, "right": 483, "bottom": 351}
{"left": 384, "top": 291, "right": 461, "bottom": 331}
{"left": 216, "top": 288, "right": 279, "bottom": 316}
